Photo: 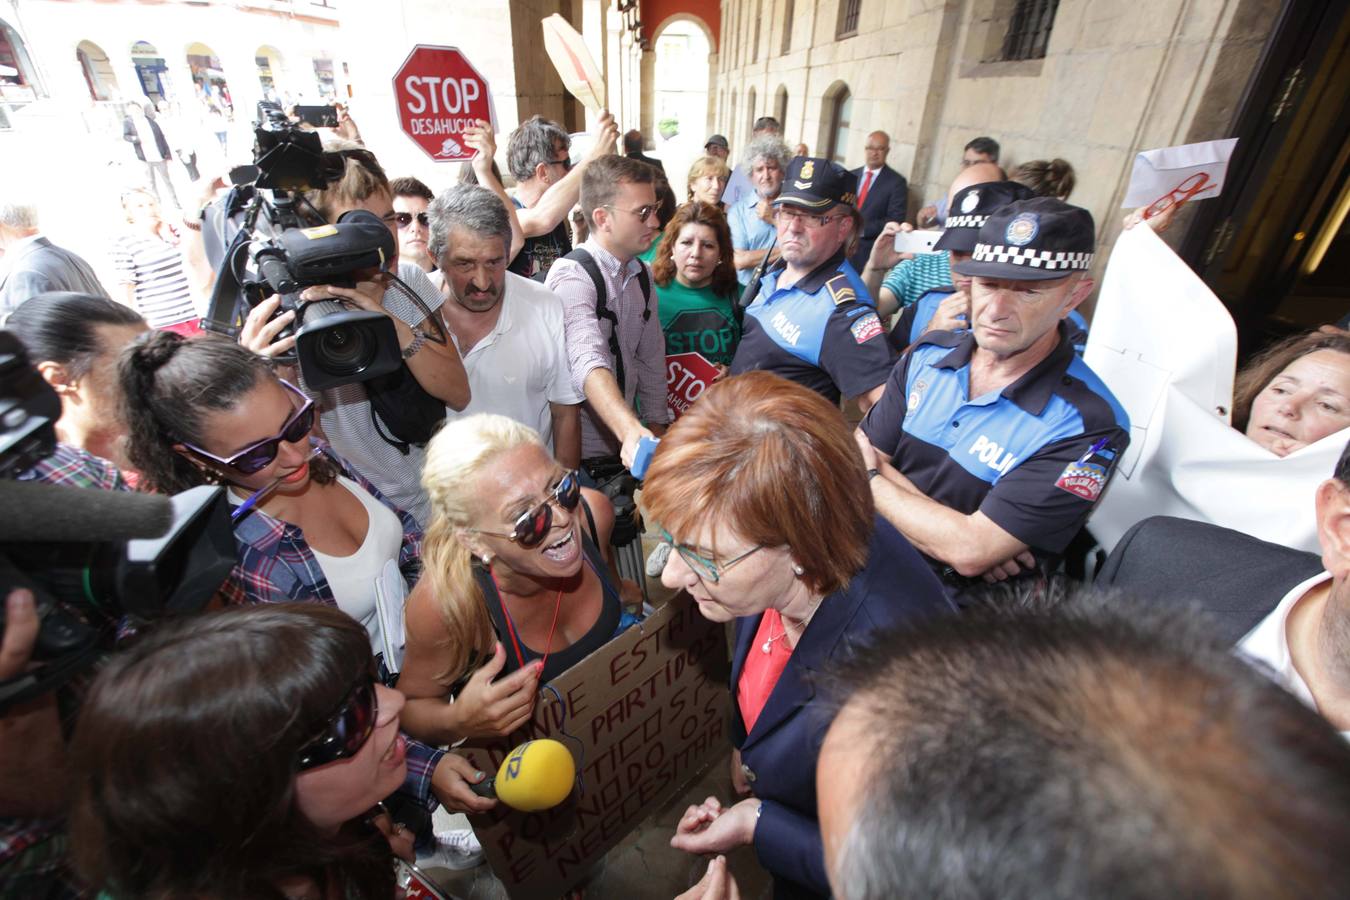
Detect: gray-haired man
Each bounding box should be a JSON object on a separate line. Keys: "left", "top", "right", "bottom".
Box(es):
{"left": 429, "top": 184, "right": 583, "bottom": 466}
{"left": 728, "top": 136, "right": 791, "bottom": 286}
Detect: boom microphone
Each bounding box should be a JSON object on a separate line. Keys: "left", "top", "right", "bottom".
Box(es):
{"left": 469, "top": 738, "right": 576, "bottom": 811}
{"left": 0, "top": 480, "right": 175, "bottom": 543}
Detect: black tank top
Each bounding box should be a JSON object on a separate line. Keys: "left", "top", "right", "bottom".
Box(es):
{"left": 474, "top": 531, "right": 622, "bottom": 683}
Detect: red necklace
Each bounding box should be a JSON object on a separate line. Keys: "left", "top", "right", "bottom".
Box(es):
{"left": 490, "top": 567, "right": 565, "bottom": 675}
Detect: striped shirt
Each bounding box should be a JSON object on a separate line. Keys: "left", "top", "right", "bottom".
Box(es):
{"left": 109, "top": 227, "right": 198, "bottom": 328}
{"left": 547, "top": 239, "right": 670, "bottom": 459}
{"left": 881, "top": 251, "right": 953, "bottom": 310}
{"left": 300, "top": 262, "right": 445, "bottom": 527}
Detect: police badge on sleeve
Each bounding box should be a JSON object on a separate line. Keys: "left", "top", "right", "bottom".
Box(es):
{"left": 851, "top": 312, "right": 883, "bottom": 344}
{"left": 1054, "top": 441, "right": 1116, "bottom": 501}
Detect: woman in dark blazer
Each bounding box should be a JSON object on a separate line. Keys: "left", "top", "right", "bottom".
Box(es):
{"left": 643, "top": 371, "right": 953, "bottom": 899}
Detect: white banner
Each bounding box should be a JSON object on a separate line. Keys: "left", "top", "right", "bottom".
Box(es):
{"left": 1083, "top": 226, "right": 1344, "bottom": 554}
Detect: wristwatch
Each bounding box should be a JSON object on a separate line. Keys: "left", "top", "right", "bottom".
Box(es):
{"left": 867, "top": 467, "right": 881, "bottom": 480}
{"left": 401, "top": 331, "right": 427, "bottom": 359}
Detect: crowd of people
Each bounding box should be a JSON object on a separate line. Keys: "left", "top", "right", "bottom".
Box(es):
{"left": 1, "top": 92, "right": 1349, "bottom": 900}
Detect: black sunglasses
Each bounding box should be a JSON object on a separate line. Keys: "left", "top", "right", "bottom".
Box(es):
{"left": 296, "top": 675, "right": 378, "bottom": 771}
{"left": 395, "top": 211, "right": 430, "bottom": 229}
{"left": 473, "top": 470, "right": 582, "bottom": 548}
{"left": 181, "top": 380, "right": 316, "bottom": 475}
{"left": 550, "top": 156, "right": 574, "bottom": 172}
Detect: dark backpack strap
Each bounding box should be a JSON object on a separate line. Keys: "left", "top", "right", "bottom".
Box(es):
{"left": 563, "top": 248, "right": 626, "bottom": 393}
{"left": 580, "top": 496, "right": 600, "bottom": 547}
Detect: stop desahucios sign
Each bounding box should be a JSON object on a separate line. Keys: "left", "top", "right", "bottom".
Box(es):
{"left": 393, "top": 45, "right": 494, "bottom": 162}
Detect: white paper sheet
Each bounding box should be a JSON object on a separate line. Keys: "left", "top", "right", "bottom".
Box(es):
{"left": 1083, "top": 225, "right": 1344, "bottom": 554}
{"left": 373, "top": 559, "right": 408, "bottom": 674}
{"left": 1122, "top": 138, "right": 1238, "bottom": 209}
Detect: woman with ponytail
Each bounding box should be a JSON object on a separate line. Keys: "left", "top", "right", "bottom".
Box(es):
{"left": 118, "top": 330, "right": 422, "bottom": 662}
{"left": 397, "top": 414, "right": 636, "bottom": 744}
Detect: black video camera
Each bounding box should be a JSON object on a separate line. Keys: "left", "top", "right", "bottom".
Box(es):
{"left": 0, "top": 331, "right": 237, "bottom": 714}
{"left": 245, "top": 210, "right": 404, "bottom": 390}
{"left": 202, "top": 103, "right": 406, "bottom": 390}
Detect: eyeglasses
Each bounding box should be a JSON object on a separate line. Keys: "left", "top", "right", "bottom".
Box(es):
{"left": 181, "top": 380, "right": 316, "bottom": 475}
{"left": 472, "top": 470, "right": 582, "bottom": 548}
{"left": 296, "top": 675, "right": 378, "bottom": 771}
{"left": 658, "top": 527, "right": 763, "bottom": 584}
{"left": 773, "top": 207, "right": 845, "bottom": 228}
{"left": 605, "top": 204, "right": 658, "bottom": 222}
{"left": 395, "top": 211, "right": 430, "bottom": 229}
{"left": 549, "top": 156, "right": 574, "bottom": 172}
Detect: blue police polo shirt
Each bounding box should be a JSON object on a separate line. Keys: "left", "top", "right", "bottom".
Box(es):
{"left": 892, "top": 287, "right": 1090, "bottom": 354}
{"left": 730, "top": 251, "right": 896, "bottom": 404}
{"left": 861, "top": 322, "right": 1129, "bottom": 557}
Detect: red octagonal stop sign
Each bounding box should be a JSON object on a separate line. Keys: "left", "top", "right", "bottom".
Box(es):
{"left": 393, "top": 45, "right": 495, "bottom": 162}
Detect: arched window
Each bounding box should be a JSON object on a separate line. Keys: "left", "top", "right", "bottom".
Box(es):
{"left": 0, "top": 19, "right": 40, "bottom": 92}
{"left": 774, "top": 84, "right": 788, "bottom": 128}
{"left": 746, "top": 87, "right": 757, "bottom": 138}
{"left": 76, "top": 40, "right": 119, "bottom": 101}
{"left": 825, "top": 83, "right": 852, "bottom": 165}
{"left": 729, "top": 89, "right": 738, "bottom": 146}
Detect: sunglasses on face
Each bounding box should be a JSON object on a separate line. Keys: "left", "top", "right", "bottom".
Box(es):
{"left": 549, "top": 156, "right": 574, "bottom": 172}
{"left": 395, "top": 211, "right": 430, "bottom": 229}
{"left": 474, "top": 470, "right": 582, "bottom": 548}
{"left": 296, "top": 675, "right": 378, "bottom": 771}
{"left": 658, "top": 527, "right": 763, "bottom": 584}
{"left": 182, "top": 380, "right": 316, "bottom": 475}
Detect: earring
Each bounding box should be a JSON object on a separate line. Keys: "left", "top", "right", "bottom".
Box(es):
{"left": 792, "top": 563, "right": 804, "bottom": 577}
{"left": 480, "top": 552, "right": 494, "bottom": 567}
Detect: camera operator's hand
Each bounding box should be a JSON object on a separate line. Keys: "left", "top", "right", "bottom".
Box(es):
{"left": 463, "top": 120, "right": 497, "bottom": 182}
{"left": 333, "top": 102, "right": 363, "bottom": 144}
{"left": 300, "top": 276, "right": 390, "bottom": 320}
{"left": 239, "top": 295, "right": 298, "bottom": 358}
{"left": 1, "top": 589, "right": 38, "bottom": 681}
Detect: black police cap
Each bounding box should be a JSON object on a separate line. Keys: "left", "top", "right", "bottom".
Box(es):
{"left": 933, "top": 181, "right": 1037, "bottom": 254}
{"left": 952, "top": 197, "right": 1095, "bottom": 281}
{"left": 774, "top": 156, "right": 857, "bottom": 210}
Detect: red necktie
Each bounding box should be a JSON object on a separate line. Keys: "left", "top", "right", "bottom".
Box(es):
{"left": 858, "top": 169, "right": 874, "bottom": 206}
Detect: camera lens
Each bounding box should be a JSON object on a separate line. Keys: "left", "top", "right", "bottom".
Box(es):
{"left": 316, "top": 323, "right": 375, "bottom": 376}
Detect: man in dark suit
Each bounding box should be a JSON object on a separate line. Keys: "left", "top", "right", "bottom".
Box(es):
{"left": 0, "top": 203, "right": 109, "bottom": 316}
{"left": 1097, "top": 437, "right": 1350, "bottom": 733}
{"left": 622, "top": 129, "right": 665, "bottom": 174}
{"left": 848, "top": 131, "right": 908, "bottom": 272}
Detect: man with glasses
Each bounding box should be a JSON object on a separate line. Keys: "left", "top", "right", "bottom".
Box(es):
{"left": 506, "top": 112, "right": 619, "bottom": 280}
{"left": 729, "top": 135, "right": 791, "bottom": 286}
{"left": 389, "top": 176, "right": 435, "bottom": 274}
{"left": 429, "top": 184, "right": 583, "bottom": 468}
{"left": 849, "top": 130, "right": 909, "bottom": 273}
{"left": 857, "top": 198, "right": 1129, "bottom": 596}
{"left": 729, "top": 155, "right": 895, "bottom": 414}
{"left": 547, "top": 155, "right": 669, "bottom": 473}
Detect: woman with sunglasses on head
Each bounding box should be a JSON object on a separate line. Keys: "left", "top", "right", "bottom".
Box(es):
{"left": 118, "top": 331, "right": 422, "bottom": 648}
{"left": 645, "top": 372, "right": 953, "bottom": 900}
{"left": 397, "top": 414, "right": 637, "bottom": 745}
{"left": 69, "top": 603, "right": 488, "bottom": 900}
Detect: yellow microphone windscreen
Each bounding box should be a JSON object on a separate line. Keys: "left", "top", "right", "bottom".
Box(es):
{"left": 494, "top": 739, "right": 576, "bottom": 811}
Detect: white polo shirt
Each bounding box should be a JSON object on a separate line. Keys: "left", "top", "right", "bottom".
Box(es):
{"left": 1238, "top": 570, "right": 1349, "bottom": 738}
{"left": 444, "top": 272, "right": 583, "bottom": 450}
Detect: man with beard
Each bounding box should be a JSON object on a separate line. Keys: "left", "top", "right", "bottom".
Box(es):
{"left": 728, "top": 136, "right": 791, "bottom": 286}
{"left": 428, "top": 184, "right": 583, "bottom": 467}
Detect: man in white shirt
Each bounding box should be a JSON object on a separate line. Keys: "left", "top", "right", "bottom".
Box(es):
{"left": 428, "top": 184, "right": 583, "bottom": 467}
{"left": 1098, "top": 437, "right": 1350, "bottom": 735}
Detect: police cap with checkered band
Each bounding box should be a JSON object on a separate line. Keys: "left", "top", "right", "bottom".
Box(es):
{"left": 933, "top": 180, "right": 1036, "bottom": 254}
{"left": 774, "top": 156, "right": 858, "bottom": 211}
{"left": 952, "top": 196, "right": 1095, "bottom": 281}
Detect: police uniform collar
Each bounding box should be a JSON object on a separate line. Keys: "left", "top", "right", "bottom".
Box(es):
{"left": 933, "top": 322, "right": 1078, "bottom": 415}
{"left": 784, "top": 247, "right": 850, "bottom": 294}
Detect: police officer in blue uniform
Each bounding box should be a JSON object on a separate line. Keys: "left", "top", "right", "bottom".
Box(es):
{"left": 857, "top": 197, "right": 1130, "bottom": 594}
{"left": 729, "top": 156, "right": 895, "bottom": 411}
{"left": 891, "top": 179, "right": 1090, "bottom": 355}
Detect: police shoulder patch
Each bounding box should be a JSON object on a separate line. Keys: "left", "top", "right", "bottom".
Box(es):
{"left": 851, "top": 312, "right": 883, "bottom": 344}
{"left": 825, "top": 273, "right": 857, "bottom": 306}
{"left": 1054, "top": 461, "right": 1107, "bottom": 501}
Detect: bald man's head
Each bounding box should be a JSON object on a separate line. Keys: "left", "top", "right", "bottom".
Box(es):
{"left": 947, "top": 161, "right": 1004, "bottom": 207}
{"left": 864, "top": 131, "right": 891, "bottom": 169}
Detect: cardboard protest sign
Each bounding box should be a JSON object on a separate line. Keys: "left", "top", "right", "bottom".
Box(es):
{"left": 542, "top": 14, "right": 606, "bottom": 113}
{"left": 461, "top": 593, "right": 731, "bottom": 899}
{"left": 1122, "top": 138, "right": 1238, "bottom": 215}
{"left": 1083, "top": 225, "right": 1341, "bottom": 555}
{"left": 666, "top": 351, "right": 720, "bottom": 419}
